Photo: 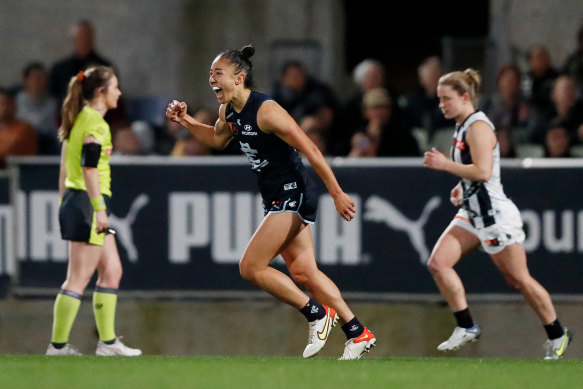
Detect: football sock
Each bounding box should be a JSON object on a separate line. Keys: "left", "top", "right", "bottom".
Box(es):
{"left": 454, "top": 308, "right": 474, "bottom": 329}
{"left": 51, "top": 289, "right": 82, "bottom": 345}
{"left": 299, "top": 298, "right": 326, "bottom": 322}
{"left": 93, "top": 286, "right": 118, "bottom": 343}
{"left": 342, "top": 316, "right": 364, "bottom": 340}
{"left": 544, "top": 319, "right": 564, "bottom": 340}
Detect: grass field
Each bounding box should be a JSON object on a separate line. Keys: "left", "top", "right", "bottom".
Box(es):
{"left": 0, "top": 355, "right": 581, "bottom": 389}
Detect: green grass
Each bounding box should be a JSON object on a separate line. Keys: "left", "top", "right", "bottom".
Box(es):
{"left": 0, "top": 355, "right": 581, "bottom": 389}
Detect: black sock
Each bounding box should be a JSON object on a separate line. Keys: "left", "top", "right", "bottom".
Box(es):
{"left": 51, "top": 342, "right": 66, "bottom": 349}
{"left": 454, "top": 308, "right": 474, "bottom": 329}
{"left": 544, "top": 319, "right": 564, "bottom": 340}
{"left": 102, "top": 338, "right": 116, "bottom": 345}
{"left": 299, "top": 298, "right": 325, "bottom": 322}
{"left": 341, "top": 317, "right": 364, "bottom": 340}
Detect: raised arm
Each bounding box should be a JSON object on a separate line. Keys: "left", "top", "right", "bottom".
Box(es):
{"left": 166, "top": 100, "right": 233, "bottom": 150}
{"left": 257, "top": 100, "right": 355, "bottom": 221}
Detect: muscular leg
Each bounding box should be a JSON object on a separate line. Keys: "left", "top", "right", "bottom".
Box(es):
{"left": 280, "top": 222, "right": 355, "bottom": 322}
{"left": 426, "top": 225, "right": 480, "bottom": 312}
{"left": 490, "top": 243, "right": 557, "bottom": 325}
{"left": 239, "top": 212, "right": 310, "bottom": 309}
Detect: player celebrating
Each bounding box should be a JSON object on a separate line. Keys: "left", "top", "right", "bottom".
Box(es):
{"left": 423, "top": 68, "right": 572, "bottom": 359}
{"left": 166, "top": 45, "right": 375, "bottom": 360}
{"left": 46, "top": 66, "right": 141, "bottom": 356}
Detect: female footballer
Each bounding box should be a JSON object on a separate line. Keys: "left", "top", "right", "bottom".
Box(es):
{"left": 166, "top": 45, "right": 375, "bottom": 360}
{"left": 423, "top": 68, "right": 571, "bottom": 359}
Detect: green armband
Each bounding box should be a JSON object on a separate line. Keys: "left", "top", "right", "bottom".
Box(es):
{"left": 90, "top": 196, "right": 106, "bottom": 211}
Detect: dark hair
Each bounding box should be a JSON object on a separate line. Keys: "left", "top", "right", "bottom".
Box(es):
{"left": 496, "top": 64, "right": 521, "bottom": 86}
{"left": 0, "top": 87, "right": 15, "bottom": 99}
{"left": 22, "top": 62, "right": 46, "bottom": 79}
{"left": 58, "top": 65, "right": 116, "bottom": 141}
{"left": 218, "top": 44, "right": 255, "bottom": 88}
{"left": 280, "top": 60, "right": 305, "bottom": 75}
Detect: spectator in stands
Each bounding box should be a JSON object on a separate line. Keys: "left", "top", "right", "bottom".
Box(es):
{"left": 338, "top": 59, "right": 387, "bottom": 155}
{"left": 170, "top": 106, "right": 215, "bottom": 157}
{"left": 561, "top": 22, "right": 583, "bottom": 95}
{"left": 349, "top": 88, "right": 419, "bottom": 157}
{"left": 400, "top": 56, "right": 454, "bottom": 137}
{"left": 497, "top": 127, "right": 517, "bottom": 158}
{"left": 299, "top": 114, "right": 328, "bottom": 156}
{"left": 527, "top": 75, "right": 583, "bottom": 144}
{"left": 15, "top": 62, "right": 59, "bottom": 155}
{"left": 271, "top": 60, "right": 338, "bottom": 123}
{"left": 112, "top": 123, "right": 141, "bottom": 156}
{"left": 544, "top": 119, "right": 573, "bottom": 158}
{"left": 524, "top": 44, "right": 559, "bottom": 117}
{"left": 480, "top": 64, "right": 529, "bottom": 131}
{"left": 0, "top": 88, "right": 37, "bottom": 169}
{"left": 171, "top": 134, "right": 212, "bottom": 157}
{"left": 49, "top": 20, "right": 126, "bottom": 126}
{"left": 155, "top": 117, "right": 189, "bottom": 155}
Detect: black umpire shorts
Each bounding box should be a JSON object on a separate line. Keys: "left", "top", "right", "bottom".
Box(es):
{"left": 59, "top": 189, "right": 111, "bottom": 246}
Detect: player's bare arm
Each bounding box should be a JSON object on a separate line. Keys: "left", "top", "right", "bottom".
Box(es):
{"left": 166, "top": 100, "right": 233, "bottom": 149}
{"left": 424, "top": 122, "right": 494, "bottom": 182}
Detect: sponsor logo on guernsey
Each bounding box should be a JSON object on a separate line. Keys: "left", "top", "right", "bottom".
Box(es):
{"left": 242, "top": 124, "right": 257, "bottom": 135}
{"left": 226, "top": 112, "right": 234, "bottom": 120}
{"left": 105, "top": 147, "right": 113, "bottom": 156}
{"left": 454, "top": 139, "right": 466, "bottom": 150}
{"left": 228, "top": 122, "right": 237, "bottom": 133}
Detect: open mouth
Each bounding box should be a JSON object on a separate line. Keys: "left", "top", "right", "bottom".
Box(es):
{"left": 212, "top": 86, "right": 222, "bottom": 94}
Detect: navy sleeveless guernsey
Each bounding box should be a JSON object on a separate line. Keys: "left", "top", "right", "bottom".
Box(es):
{"left": 225, "top": 90, "right": 317, "bottom": 222}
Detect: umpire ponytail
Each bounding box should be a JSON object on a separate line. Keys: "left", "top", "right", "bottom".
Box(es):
{"left": 58, "top": 65, "right": 115, "bottom": 141}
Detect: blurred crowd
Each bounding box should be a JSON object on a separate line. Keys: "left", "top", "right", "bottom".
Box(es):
{"left": 2, "top": 20, "right": 583, "bottom": 169}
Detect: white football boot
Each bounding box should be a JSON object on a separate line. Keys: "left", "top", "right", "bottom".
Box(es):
{"left": 46, "top": 343, "right": 82, "bottom": 356}
{"left": 339, "top": 327, "right": 376, "bottom": 360}
{"left": 543, "top": 327, "right": 573, "bottom": 360}
{"left": 302, "top": 306, "right": 338, "bottom": 358}
{"left": 96, "top": 336, "right": 142, "bottom": 356}
{"left": 437, "top": 323, "right": 481, "bottom": 351}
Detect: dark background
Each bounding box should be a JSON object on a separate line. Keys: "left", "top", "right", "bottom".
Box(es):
{"left": 343, "top": 0, "right": 490, "bottom": 94}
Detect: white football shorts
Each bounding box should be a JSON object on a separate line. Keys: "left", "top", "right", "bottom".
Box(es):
{"left": 450, "top": 201, "right": 526, "bottom": 255}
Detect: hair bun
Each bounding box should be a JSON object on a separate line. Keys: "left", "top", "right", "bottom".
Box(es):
{"left": 241, "top": 44, "right": 255, "bottom": 60}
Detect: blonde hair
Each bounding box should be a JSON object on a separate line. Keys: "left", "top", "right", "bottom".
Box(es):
{"left": 58, "top": 65, "right": 115, "bottom": 141}
{"left": 438, "top": 68, "right": 481, "bottom": 104}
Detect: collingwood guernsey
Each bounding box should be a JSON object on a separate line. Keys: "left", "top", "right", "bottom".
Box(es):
{"left": 451, "top": 111, "right": 509, "bottom": 228}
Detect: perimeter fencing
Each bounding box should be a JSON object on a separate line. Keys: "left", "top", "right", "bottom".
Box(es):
{"left": 1, "top": 156, "right": 582, "bottom": 299}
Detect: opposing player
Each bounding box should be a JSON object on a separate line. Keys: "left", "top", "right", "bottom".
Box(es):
{"left": 46, "top": 66, "right": 141, "bottom": 356}
{"left": 166, "top": 45, "right": 375, "bottom": 360}
{"left": 423, "top": 68, "right": 571, "bottom": 359}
